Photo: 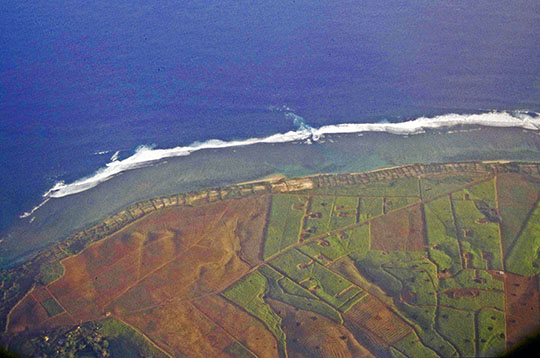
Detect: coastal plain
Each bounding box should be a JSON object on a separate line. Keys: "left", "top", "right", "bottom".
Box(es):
{"left": 2, "top": 161, "right": 540, "bottom": 357}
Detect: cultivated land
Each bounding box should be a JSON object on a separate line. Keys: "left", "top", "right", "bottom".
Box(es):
{"left": 2, "top": 161, "right": 540, "bottom": 357}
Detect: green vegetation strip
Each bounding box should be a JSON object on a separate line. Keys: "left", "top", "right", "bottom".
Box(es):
{"left": 263, "top": 194, "right": 307, "bottom": 259}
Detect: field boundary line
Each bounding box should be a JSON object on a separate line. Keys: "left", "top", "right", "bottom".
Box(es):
{"left": 190, "top": 301, "right": 260, "bottom": 358}
{"left": 111, "top": 314, "right": 174, "bottom": 358}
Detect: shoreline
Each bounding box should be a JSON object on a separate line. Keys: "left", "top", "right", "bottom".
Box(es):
{"left": 3, "top": 126, "right": 540, "bottom": 267}
{"left": 6, "top": 159, "right": 540, "bottom": 269}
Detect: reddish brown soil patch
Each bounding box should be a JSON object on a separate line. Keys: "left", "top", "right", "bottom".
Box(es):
{"left": 193, "top": 295, "right": 279, "bottom": 358}
{"left": 343, "top": 295, "right": 412, "bottom": 347}
{"left": 8, "top": 295, "right": 50, "bottom": 333}
{"left": 268, "top": 298, "right": 373, "bottom": 358}
{"left": 497, "top": 173, "right": 540, "bottom": 255}
{"left": 122, "top": 301, "right": 235, "bottom": 358}
{"left": 505, "top": 273, "right": 540, "bottom": 348}
{"left": 370, "top": 204, "right": 426, "bottom": 251}
{"left": 7, "top": 196, "right": 267, "bottom": 357}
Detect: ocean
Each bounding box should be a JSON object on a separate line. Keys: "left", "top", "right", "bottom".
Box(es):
{"left": 1, "top": 1, "right": 540, "bottom": 265}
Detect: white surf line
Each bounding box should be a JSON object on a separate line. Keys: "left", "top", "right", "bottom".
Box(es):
{"left": 19, "top": 198, "right": 50, "bottom": 219}
{"left": 19, "top": 110, "right": 540, "bottom": 218}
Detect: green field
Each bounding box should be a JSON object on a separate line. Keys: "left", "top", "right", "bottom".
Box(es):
{"left": 263, "top": 194, "right": 307, "bottom": 259}
{"left": 424, "top": 196, "right": 462, "bottom": 274}
{"left": 270, "top": 249, "right": 366, "bottom": 311}
{"left": 506, "top": 200, "right": 540, "bottom": 275}
{"left": 222, "top": 271, "right": 287, "bottom": 356}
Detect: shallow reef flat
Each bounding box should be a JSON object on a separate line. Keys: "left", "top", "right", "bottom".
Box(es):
{"left": 2, "top": 126, "right": 540, "bottom": 268}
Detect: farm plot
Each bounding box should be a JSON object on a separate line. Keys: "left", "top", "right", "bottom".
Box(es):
{"left": 452, "top": 190, "right": 503, "bottom": 271}
{"left": 269, "top": 249, "right": 366, "bottom": 312}
{"left": 258, "top": 265, "right": 343, "bottom": 323}
{"left": 348, "top": 251, "right": 427, "bottom": 298}
{"left": 344, "top": 294, "right": 413, "bottom": 347}
{"left": 424, "top": 196, "right": 462, "bottom": 274}
{"left": 421, "top": 173, "right": 484, "bottom": 200}
{"left": 302, "top": 195, "right": 336, "bottom": 239}
{"left": 436, "top": 306, "right": 475, "bottom": 357}
{"left": 504, "top": 273, "right": 540, "bottom": 348}
{"left": 267, "top": 298, "right": 373, "bottom": 358}
{"left": 497, "top": 173, "right": 540, "bottom": 254}
{"left": 263, "top": 195, "right": 307, "bottom": 259}
{"left": 358, "top": 197, "right": 384, "bottom": 222}
{"left": 384, "top": 197, "right": 419, "bottom": 213}
{"left": 329, "top": 196, "right": 359, "bottom": 230}
{"left": 122, "top": 300, "right": 240, "bottom": 358}
{"left": 392, "top": 332, "right": 438, "bottom": 358}
{"left": 222, "top": 271, "right": 286, "bottom": 357}
{"left": 299, "top": 224, "right": 370, "bottom": 265}
{"left": 438, "top": 289, "right": 504, "bottom": 312}
{"left": 192, "top": 294, "right": 279, "bottom": 358}
{"left": 476, "top": 308, "right": 505, "bottom": 357}
{"left": 505, "top": 200, "right": 540, "bottom": 275}
{"left": 370, "top": 204, "right": 426, "bottom": 252}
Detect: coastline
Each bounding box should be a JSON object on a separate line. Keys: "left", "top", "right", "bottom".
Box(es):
{"left": 2, "top": 126, "right": 540, "bottom": 267}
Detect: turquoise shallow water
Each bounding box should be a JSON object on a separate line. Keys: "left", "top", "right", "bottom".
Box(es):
{"left": 1, "top": 126, "right": 539, "bottom": 267}
{"left": 2, "top": 1, "right": 540, "bottom": 234}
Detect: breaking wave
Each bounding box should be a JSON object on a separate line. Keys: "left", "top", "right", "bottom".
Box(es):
{"left": 20, "top": 110, "right": 540, "bottom": 218}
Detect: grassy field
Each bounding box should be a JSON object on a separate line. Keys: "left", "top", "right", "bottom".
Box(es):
{"left": 424, "top": 196, "right": 462, "bottom": 274}
{"left": 421, "top": 174, "right": 482, "bottom": 200}
{"left": 299, "top": 224, "right": 370, "bottom": 264}
{"left": 258, "top": 264, "right": 343, "bottom": 323}
{"left": 392, "top": 332, "right": 439, "bottom": 358}
{"left": 476, "top": 308, "right": 505, "bottom": 357}
{"left": 436, "top": 306, "right": 475, "bottom": 357}
{"left": 263, "top": 194, "right": 307, "bottom": 259}
{"left": 269, "top": 249, "right": 365, "bottom": 311}
{"left": 497, "top": 173, "right": 540, "bottom": 253}
{"left": 452, "top": 196, "right": 503, "bottom": 270}
{"left": 505, "top": 200, "right": 540, "bottom": 275}
{"left": 358, "top": 197, "right": 384, "bottom": 222}
{"left": 222, "top": 271, "right": 287, "bottom": 357}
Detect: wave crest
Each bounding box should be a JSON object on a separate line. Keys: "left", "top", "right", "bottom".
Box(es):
{"left": 20, "top": 110, "right": 540, "bottom": 218}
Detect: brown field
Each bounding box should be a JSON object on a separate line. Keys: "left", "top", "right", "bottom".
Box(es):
{"left": 7, "top": 196, "right": 268, "bottom": 357}
{"left": 122, "top": 301, "right": 235, "bottom": 358}
{"left": 267, "top": 298, "right": 373, "bottom": 358}
{"left": 193, "top": 295, "right": 279, "bottom": 358}
{"left": 343, "top": 295, "right": 412, "bottom": 347}
{"left": 504, "top": 273, "right": 540, "bottom": 348}
{"left": 370, "top": 204, "right": 426, "bottom": 251}
{"left": 8, "top": 295, "right": 50, "bottom": 333}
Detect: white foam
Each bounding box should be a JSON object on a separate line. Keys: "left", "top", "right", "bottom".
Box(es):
{"left": 110, "top": 150, "right": 120, "bottom": 162}
{"left": 19, "top": 198, "right": 50, "bottom": 218}
{"left": 20, "top": 110, "right": 540, "bottom": 217}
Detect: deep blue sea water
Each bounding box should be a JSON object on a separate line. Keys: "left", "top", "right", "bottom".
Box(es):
{"left": 1, "top": 1, "right": 540, "bottom": 233}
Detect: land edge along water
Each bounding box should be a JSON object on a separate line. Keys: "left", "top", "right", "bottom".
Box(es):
{"left": 3, "top": 125, "right": 540, "bottom": 269}
{"left": 1, "top": 159, "right": 539, "bottom": 336}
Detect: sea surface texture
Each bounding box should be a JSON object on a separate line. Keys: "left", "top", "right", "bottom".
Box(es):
{"left": 1, "top": 1, "right": 540, "bottom": 265}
